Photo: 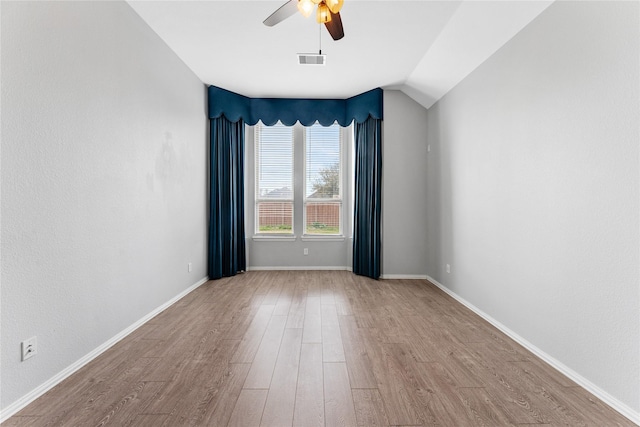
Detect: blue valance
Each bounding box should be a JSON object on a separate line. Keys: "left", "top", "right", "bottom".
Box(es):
{"left": 208, "top": 85, "right": 383, "bottom": 127}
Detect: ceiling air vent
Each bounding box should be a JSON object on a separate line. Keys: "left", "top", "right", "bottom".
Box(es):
{"left": 298, "top": 53, "right": 326, "bottom": 65}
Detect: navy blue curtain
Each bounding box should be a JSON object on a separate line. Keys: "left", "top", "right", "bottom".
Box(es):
{"left": 208, "top": 116, "right": 246, "bottom": 279}
{"left": 208, "top": 85, "right": 383, "bottom": 280}
{"left": 353, "top": 117, "right": 382, "bottom": 279}
{"left": 208, "top": 85, "right": 383, "bottom": 125}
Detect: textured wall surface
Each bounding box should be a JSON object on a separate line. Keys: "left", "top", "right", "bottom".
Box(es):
{"left": 426, "top": 1, "right": 639, "bottom": 414}
{"left": 381, "top": 91, "right": 429, "bottom": 277}
{"left": 1, "top": 1, "right": 207, "bottom": 411}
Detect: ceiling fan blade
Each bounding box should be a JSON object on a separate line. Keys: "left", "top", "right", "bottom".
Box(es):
{"left": 263, "top": 0, "right": 298, "bottom": 27}
{"left": 324, "top": 11, "right": 344, "bottom": 40}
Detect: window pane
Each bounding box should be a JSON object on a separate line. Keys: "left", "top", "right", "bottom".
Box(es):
{"left": 258, "top": 201, "right": 293, "bottom": 233}
{"left": 257, "top": 123, "right": 293, "bottom": 199}
{"left": 306, "top": 123, "right": 341, "bottom": 199}
{"left": 305, "top": 202, "right": 341, "bottom": 235}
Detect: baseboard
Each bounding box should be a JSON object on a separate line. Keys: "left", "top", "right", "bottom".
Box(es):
{"left": 245, "top": 268, "right": 426, "bottom": 280}
{"left": 425, "top": 275, "right": 640, "bottom": 426}
{"left": 247, "top": 266, "right": 352, "bottom": 271}
{"left": 380, "top": 274, "right": 428, "bottom": 280}
{"left": 0, "top": 276, "right": 210, "bottom": 423}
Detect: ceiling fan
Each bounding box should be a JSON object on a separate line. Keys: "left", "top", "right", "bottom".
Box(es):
{"left": 263, "top": 0, "right": 345, "bottom": 41}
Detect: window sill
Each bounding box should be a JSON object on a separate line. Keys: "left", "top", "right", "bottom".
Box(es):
{"left": 301, "top": 235, "right": 346, "bottom": 242}
{"left": 251, "top": 235, "right": 346, "bottom": 242}
{"left": 252, "top": 235, "right": 297, "bottom": 242}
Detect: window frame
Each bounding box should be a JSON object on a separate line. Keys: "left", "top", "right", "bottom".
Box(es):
{"left": 250, "top": 121, "right": 352, "bottom": 241}
{"left": 254, "top": 122, "right": 295, "bottom": 236}
{"left": 302, "top": 123, "right": 344, "bottom": 237}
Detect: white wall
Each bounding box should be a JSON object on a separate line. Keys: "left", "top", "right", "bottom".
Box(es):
{"left": 426, "top": 0, "right": 639, "bottom": 418}
{"left": 1, "top": 1, "right": 207, "bottom": 413}
{"left": 382, "top": 90, "right": 429, "bottom": 278}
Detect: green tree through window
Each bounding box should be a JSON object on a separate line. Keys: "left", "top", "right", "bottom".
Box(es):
{"left": 311, "top": 162, "right": 339, "bottom": 198}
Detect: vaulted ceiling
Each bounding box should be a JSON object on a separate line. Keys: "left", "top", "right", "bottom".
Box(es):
{"left": 128, "top": 1, "right": 553, "bottom": 109}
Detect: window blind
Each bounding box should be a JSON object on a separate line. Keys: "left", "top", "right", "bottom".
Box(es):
{"left": 255, "top": 122, "right": 294, "bottom": 234}
{"left": 256, "top": 122, "right": 294, "bottom": 200}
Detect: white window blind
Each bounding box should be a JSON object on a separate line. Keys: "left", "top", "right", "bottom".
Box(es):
{"left": 255, "top": 122, "right": 294, "bottom": 234}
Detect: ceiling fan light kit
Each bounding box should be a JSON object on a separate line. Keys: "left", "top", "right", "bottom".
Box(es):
{"left": 325, "top": 0, "right": 344, "bottom": 14}
{"left": 297, "top": 0, "right": 314, "bottom": 18}
{"left": 264, "top": 0, "right": 345, "bottom": 41}
{"left": 316, "top": 3, "right": 332, "bottom": 24}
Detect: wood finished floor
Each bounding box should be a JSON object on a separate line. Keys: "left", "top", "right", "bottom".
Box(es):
{"left": 5, "top": 271, "right": 634, "bottom": 427}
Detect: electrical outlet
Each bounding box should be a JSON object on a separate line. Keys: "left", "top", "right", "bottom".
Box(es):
{"left": 446, "top": 264, "right": 451, "bottom": 274}
{"left": 188, "top": 262, "right": 192, "bottom": 273}
{"left": 22, "top": 337, "right": 37, "bottom": 361}
{"left": 303, "top": 248, "right": 309, "bottom": 256}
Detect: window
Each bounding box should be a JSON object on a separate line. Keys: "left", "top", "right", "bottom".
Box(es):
{"left": 254, "top": 121, "right": 346, "bottom": 236}
{"left": 305, "top": 124, "right": 342, "bottom": 235}
{"left": 255, "top": 123, "right": 294, "bottom": 234}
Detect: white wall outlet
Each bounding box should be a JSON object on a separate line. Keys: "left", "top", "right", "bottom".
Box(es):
{"left": 188, "top": 262, "right": 192, "bottom": 273}
{"left": 21, "top": 336, "right": 37, "bottom": 361}
{"left": 303, "top": 248, "right": 309, "bottom": 256}
{"left": 446, "top": 264, "right": 451, "bottom": 274}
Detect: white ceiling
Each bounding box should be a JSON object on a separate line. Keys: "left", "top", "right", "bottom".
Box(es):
{"left": 128, "top": 0, "right": 553, "bottom": 109}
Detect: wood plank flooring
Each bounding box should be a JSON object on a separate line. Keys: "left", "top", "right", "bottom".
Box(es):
{"left": 4, "top": 271, "right": 634, "bottom": 426}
